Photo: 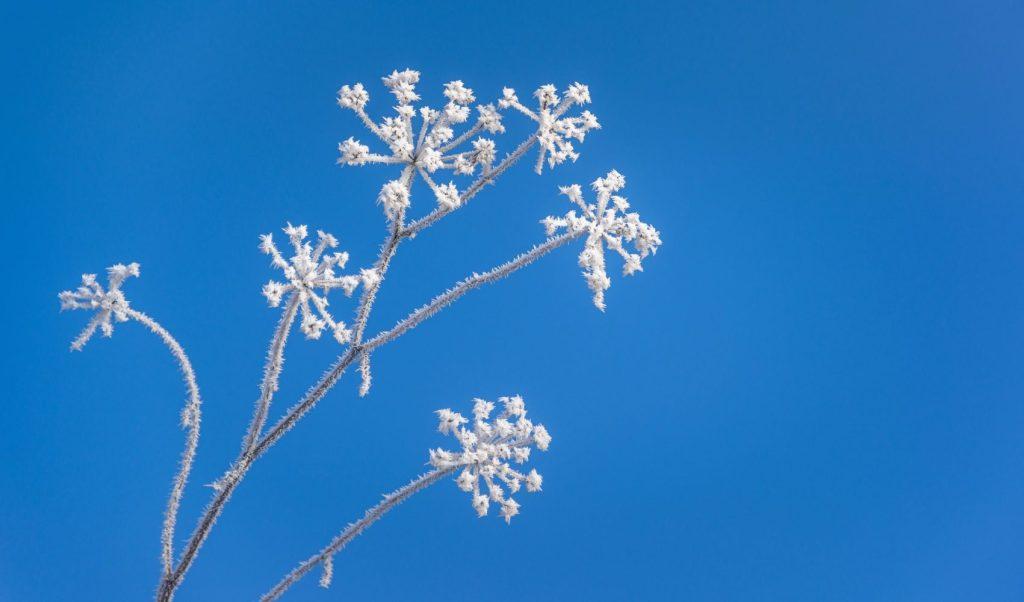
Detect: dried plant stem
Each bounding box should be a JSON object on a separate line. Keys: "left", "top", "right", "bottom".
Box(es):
{"left": 351, "top": 165, "right": 414, "bottom": 345}
{"left": 160, "top": 231, "right": 578, "bottom": 600}
{"left": 125, "top": 309, "right": 202, "bottom": 582}
{"left": 241, "top": 294, "right": 300, "bottom": 453}
{"left": 260, "top": 467, "right": 457, "bottom": 602}
{"left": 366, "top": 230, "right": 581, "bottom": 349}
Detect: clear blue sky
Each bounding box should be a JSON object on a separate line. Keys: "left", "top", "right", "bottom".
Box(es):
{"left": 2, "top": 2, "right": 1022, "bottom": 600}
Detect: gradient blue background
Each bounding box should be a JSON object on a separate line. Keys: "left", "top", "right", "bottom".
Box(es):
{"left": 3, "top": 2, "right": 1022, "bottom": 600}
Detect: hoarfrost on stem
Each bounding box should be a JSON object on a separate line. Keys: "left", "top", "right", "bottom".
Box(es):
{"left": 261, "top": 396, "right": 553, "bottom": 600}
{"left": 57, "top": 68, "right": 664, "bottom": 601}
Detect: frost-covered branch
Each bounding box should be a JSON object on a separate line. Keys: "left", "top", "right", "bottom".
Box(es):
{"left": 127, "top": 308, "right": 203, "bottom": 581}
{"left": 58, "top": 69, "right": 664, "bottom": 601}
{"left": 260, "top": 467, "right": 456, "bottom": 601}
{"left": 58, "top": 264, "right": 204, "bottom": 581}
{"left": 240, "top": 294, "right": 299, "bottom": 454}
{"left": 261, "top": 396, "right": 551, "bottom": 601}
{"left": 351, "top": 165, "right": 415, "bottom": 348}
{"left": 251, "top": 230, "right": 579, "bottom": 462}
{"left": 163, "top": 229, "right": 582, "bottom": 588}
{"left": 367, "top": 230, "right": 582, "bottom": 349}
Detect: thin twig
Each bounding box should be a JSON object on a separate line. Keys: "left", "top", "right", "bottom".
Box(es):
{"left": 125, "top": 309, "right": 202, "bottom": 583}
{"left": 365, "top": 231, "right": 582, "bottom": 349}
{"left": 260, "top": 467, "right": 457, "bottom": 601}
{"left": 241, "top": 294, "right": 300, "bottom": 453}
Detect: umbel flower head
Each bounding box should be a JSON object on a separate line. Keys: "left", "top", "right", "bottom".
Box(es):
{"left": 259, "top": 223, "right": 375, "bottom": 343}
{"left": 335, "top": 69, "right": 599, "bottom": 217}
{"left": 542, "top": 170, "right": 663, "bottom": 310}
{"left": 58, "top": 263, "right": 140, "bottom": 351}
{"left": 499, "top": 82, "right": 600, "bottom": 174}
{"left": 429, "top": 396, "right": 551, "bottom": 523}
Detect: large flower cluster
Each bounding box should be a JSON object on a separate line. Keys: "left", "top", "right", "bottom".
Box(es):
{"left": 259, "top": 223, "right": 375, "bottom": 343}
{"left": 335, "top": 69, "right": 599, "bottom": 219}
{"left": 542, "top": 170, "right": 662, "bottom": 310}
{"left": 429, "top": 396, "right": 551, "bottom": 523}
{"left": 59, "top": 263, "right": 140, "bottom": 350}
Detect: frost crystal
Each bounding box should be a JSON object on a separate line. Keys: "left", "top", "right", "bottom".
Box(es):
{"left": 499, "top": 82, "right": 601, "bottom": 173}
{"left": 429, "top": 396, "right": 551, "bottom": 523}
{"left": 58, "top": 262, "right": 140, "bottom": 350}
{"left": 259, "top": 223, "right": 368, "bottom": 343}
{"left": 542, "top": 170, "right": 662, "bottom": 310}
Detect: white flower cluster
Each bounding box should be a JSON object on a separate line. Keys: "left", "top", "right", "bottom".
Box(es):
{"left": 499, "top": 82, "right": 600, "bottom": 174}
{"left": 429, "top": 396, "right": 551, "bottom": 523}
{"left": 59, "top": 263, "right": 140, "bottom": 350}
{"left": 542, "top": 170, "right": 662, "bottom": 310}
{"left": 260, "top": 223, "right": 376, "bottom": 343}
{"left": 335, "top": 69, "right": 599, "bottom": 218}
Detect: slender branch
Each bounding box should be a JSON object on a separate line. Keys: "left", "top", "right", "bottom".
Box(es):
{"left": 241, "top": 294, "right": 300, "bottom": 454}
{"left": 261, "top": 231, "right": 581, "bottom": 458}
{"left": 365, "top": 231, "right": 582, "bottom": 350}
{"left": 160, "top": 174, "right": 575, "bottom": 601}
{"left": 403, "top": 133, "right": 538, "bottom": 238}
{"left": 354, "top": 107, "right": 385, "bottom": 141}
{"left": 162, "top": 166, "right": 414, "bottom": 598}
{"left": 125, "top": 308, "right": 203, "bottom": 583}
{"left": 438, "top": 122, "right": 483, "bottom": 154}
{"left": 165, "top": 230, "right": 581, "bottom": 596}
{"left": 351, "top": 165, "right": 415, "bottom": 345}
{"left": 260, "top": 467, "right": 457, "bottom": 602}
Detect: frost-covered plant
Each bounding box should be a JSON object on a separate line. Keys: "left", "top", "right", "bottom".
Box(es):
{"left": 58, "top": 69, "right": 661, "bottom": 601}
{"left": 59, "top": 264, "right": 203, "bottom": 581}
{"left": 259, "top": 223, "right": 369, "bottom": 343}
{"left": 429, "top": 395, "right": 550, "bottom": 522}
{"left": 542, "top": 170, "right": 662, "bottom": 310}
{"left": 261, "top": 396, "right": 550, "bottom": 601}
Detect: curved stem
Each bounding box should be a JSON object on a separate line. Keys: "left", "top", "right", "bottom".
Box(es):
{"left": 125, "top": 308, "right": 202, "bottom": 583}
{"left": 260, "top": 467, "right": 457, "bottom": 601}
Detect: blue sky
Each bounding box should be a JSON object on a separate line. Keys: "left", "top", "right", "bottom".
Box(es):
{"left": 2, "top": 1, "right": 1023, "bottom": 600}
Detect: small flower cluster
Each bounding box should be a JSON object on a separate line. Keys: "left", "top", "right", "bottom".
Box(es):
{"left": 335, "top": 69, "right": 599, "bottom": 219}
{"left": 499, "top": 82, "right": 600, "bottom": 173}
{"left": 59, "top": 263, "right": 140, "bottom": 350}
{"left": 429, "top": 396, "right": 551, "bottom": 523}
{"left": 542, "top": 170, "right": 662, "bottom": 310}
{"left": 260, "top": 223, "right": 375, "bottom": 343}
